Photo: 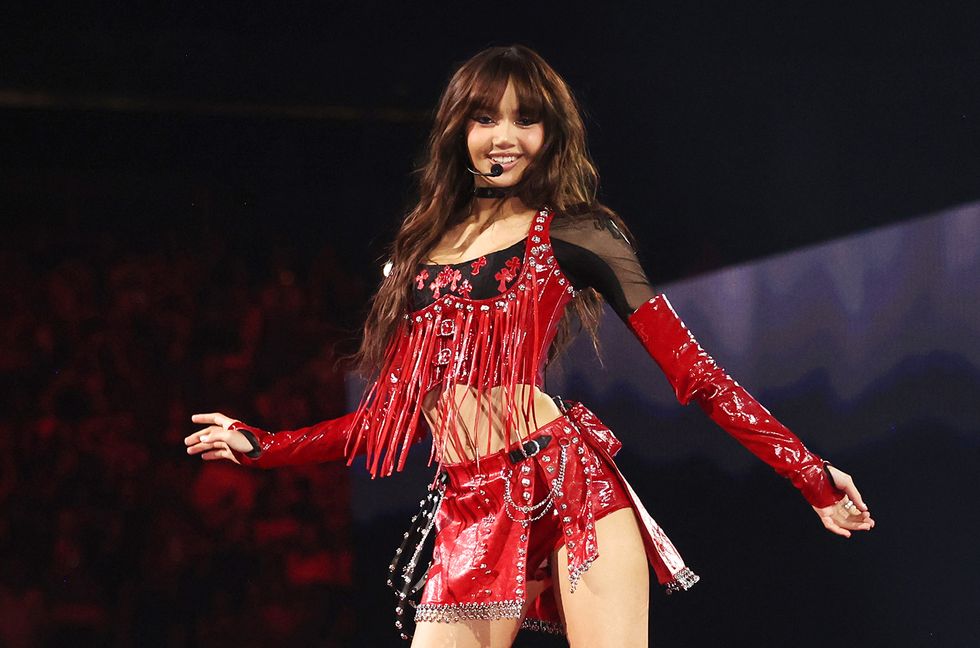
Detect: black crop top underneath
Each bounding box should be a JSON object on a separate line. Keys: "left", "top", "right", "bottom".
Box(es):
{"left": 411, "top": 214, "right": 656, "bottom": 322}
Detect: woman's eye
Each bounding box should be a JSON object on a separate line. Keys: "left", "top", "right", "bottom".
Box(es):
{"left": 473, "top": 115, "right": 495, "bottom": 125}
{"left": 516, "top": 118, "right": 538, "bottom": 127}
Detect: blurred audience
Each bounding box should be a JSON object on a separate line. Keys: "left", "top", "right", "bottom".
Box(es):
{"left": 0, "top": 221, "right": 363, "bottom": 647}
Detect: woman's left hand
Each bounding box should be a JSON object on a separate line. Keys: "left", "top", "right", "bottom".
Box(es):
{"left": 811, "top": 464, "right": 875, "bottom": 538}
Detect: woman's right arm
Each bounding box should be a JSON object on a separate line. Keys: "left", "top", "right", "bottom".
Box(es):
{"left": 186, "top": 411, "right": 361, "bottom": 468}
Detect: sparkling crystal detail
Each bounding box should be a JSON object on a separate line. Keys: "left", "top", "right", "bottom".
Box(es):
{"left": 415, "top": 599, "right": 525, "bottom": 623}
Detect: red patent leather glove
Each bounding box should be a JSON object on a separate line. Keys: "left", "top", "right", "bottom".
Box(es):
{"left": 626, "top": 294, "right": 849, "bottom": 510}
{"left": 186, "top": 411, "right": 360, "bottom": 468}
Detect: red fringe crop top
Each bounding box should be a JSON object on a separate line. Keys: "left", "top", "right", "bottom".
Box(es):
{"left": 232, "top": 206, "right": 843, "bottom": 509}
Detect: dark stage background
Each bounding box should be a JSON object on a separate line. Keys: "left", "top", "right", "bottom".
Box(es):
{"left": 2, "top": 3, "right": 978, "bottom": 646}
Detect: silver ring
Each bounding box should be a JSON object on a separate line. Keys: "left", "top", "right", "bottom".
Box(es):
{"left": 522, "top": 438, "right": 540, "bottom": 459}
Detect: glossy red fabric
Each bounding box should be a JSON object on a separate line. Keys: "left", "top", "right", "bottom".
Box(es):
{"left": 236, "top": 207, "right": 841, "bottom": 513}
{"left": 626, "top": 295, "right": 845, "bottom": 509}
{"left": 226, "top": 206, "right": 846, "bottom": 636}
{"left": 416, "top": 401, "right": 697, "bottom": 633}
{"left": 344, "top": 208, "right": 575, "bottom": 477}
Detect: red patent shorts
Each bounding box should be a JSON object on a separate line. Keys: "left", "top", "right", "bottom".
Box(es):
{"left": 414, "top": 401, "right": 699, "bottom": 635}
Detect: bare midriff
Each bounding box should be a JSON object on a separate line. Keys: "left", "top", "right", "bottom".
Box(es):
{"left": 420, "top": 384, "right": 564, "bottom": 464}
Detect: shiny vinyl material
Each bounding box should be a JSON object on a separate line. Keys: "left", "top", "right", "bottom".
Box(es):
{"left": 627, "top": 294, "right": 845, "bottom": 508}
{"left": 344, "top": 208, "right": 575, "bottom": 477}
{"left": 416, "top": 401, "right": 698, "bottom": 634}
{"left": 233, "top": 208, "right": 840, "bottom": 510}
{"left": 229, "top": 205, "right": 845, "bottom": 632}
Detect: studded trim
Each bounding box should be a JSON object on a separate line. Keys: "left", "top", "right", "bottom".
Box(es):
{"left": 521, "top": 617, "right": 565, "bottom": 635}
{"left": 567, "top": 555, "right": 597, "bottom": 594}
{"left": 664, "top": 566, "right": 701, "bottom": 594}
{"left": 352, "top": 208, "right": 573, "bottom": 478}
{"left": 415, "top": 599, "right": 523, "bottom": 623}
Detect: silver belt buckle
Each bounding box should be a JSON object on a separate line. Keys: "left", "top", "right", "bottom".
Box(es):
{"left": 522, "top": 438, "right": 541, "bottom": 459}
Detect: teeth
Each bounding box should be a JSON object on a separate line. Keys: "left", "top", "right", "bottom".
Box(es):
{"left": 490, "top": 155, "right": 518, "bottom": 164}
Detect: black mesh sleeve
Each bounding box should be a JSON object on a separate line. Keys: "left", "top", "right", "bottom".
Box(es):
{"left": 550, "top": 214, "right": 656, "bottom": 321}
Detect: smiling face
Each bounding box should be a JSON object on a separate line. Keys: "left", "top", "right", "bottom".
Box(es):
{"left": 465, "top": 78, "right": 546, "bottom": 188}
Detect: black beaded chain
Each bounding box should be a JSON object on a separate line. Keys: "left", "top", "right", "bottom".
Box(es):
{"left": 387, "top": 472, "right": 448, "bottom": 640}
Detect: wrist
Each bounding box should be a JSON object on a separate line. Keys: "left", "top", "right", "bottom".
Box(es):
{"left": 822, "top": 459, "right": 835, "bottom": 483}
{"left": 795, "top": 459, "right": 844, "bottom": 508}
{"left": 228, "top": 421, "right": 263, "bottom": 460}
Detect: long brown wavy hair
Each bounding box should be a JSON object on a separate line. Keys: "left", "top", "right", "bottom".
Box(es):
{"left": 351, "top": 44, "right": 637, "bottom": 377}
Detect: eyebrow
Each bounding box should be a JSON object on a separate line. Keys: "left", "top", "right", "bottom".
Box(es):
{"left": 472, "top": 106, "right": 532, "bottom": 117}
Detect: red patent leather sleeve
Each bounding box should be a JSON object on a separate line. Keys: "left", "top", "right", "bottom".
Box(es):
{"left": 228, "top": 412, "right": 362, "bottom": 469}
{"left": 626, "top": 295, "right": 844, "bottom": 508}
{"left": 551, "top": 213, "right": 843, "bottom": 508}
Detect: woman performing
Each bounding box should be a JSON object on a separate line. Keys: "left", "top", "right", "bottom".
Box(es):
{"left": 185, "top": 45, "right": 874, "bottom": 647}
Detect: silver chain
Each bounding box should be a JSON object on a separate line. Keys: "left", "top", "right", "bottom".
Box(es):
{"left": 502, "top": 445, "right": 567, "bottom": 524}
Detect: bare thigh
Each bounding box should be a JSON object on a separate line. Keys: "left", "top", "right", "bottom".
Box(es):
{"left": 410, "top": 579, "right": 547, "bottom": 648}
{"left": 551, "top": 507, "right": 650, "bottom": 648}
{"left": 410, "top": 618, "right": 521, "bottom": 648}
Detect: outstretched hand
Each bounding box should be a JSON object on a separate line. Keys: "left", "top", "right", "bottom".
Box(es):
{"left": 812, "top": 464, "right": 875, "bottom": 537}
{"left": 185, "top": 412, "right": 254, "bottom": 464}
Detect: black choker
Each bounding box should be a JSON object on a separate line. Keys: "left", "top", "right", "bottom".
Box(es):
{"left": 473, "top": 186, "right": 511, "bottom": 199}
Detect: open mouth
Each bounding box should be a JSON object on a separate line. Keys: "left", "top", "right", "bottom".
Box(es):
{"left": 488, "top": 154, "right": 522, "bottom": 170}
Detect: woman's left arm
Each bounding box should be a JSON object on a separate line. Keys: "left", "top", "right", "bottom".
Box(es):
{"left": 550, "top": 214, "right": 874, "bottom": 535}
{"left": 627, "top": 293, "right": 873, "bottom": 534}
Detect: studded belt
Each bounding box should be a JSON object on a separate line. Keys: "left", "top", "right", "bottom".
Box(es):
{"left": 507, "top": 434, "right": 552, "bottom": 463}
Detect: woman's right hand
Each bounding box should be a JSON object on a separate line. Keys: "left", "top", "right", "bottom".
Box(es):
{"left": 185, "top": 412, "right": 255, "bottom": 464}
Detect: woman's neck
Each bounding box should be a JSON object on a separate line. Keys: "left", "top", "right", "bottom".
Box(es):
{"left": 467, "top": 195, "right": 534, "bottom": 228}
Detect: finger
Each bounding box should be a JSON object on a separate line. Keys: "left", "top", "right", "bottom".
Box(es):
{"left": 201, "top": 449, "right": 230, "bottom": 461}
{"left": 199, "top": 440, "right": 233, "bottom": 460}
{"left": 198, "top": 429, "right": 229, "bottom": 444}
{"left": 835, "top": 497, "right": 866, "bottom": 519}
{"left": 191, "top": 413, "right": 236, "bottom": 429}
{"left": 184, "top": 425, "right": 224, "bottom": 446}
{"left": 186, "top": 441, "right": 217, "bottom": 455}
{"left": 848, "top": 510, "right": 875, "bottom": 529}
{"left": 843, "top": 482, "right": 869, "bottom": 512}
{"left": 833, "top": 515, "right": 874, "bottom": 531}
{"left": 186, "top": 435, "right": 230, "bottom": 454}
{"left": 835, "top": 506, "right": 874, "bottom": 525}
{"left": 203, "top": 447, "right": 233, "bottom": 460}
{"left": 820, "top": 516, "right": 852, "bottom": 538}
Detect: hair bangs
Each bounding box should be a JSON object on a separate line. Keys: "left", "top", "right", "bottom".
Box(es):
{"left": 352, "top": 44, "right": 625, "bottom": 379}
{"left": 463, "top": 54, "right": 547, "bottom": 122}
{"left": 464, "top": 60, "right": 511, "bottom": 116}
{"left": 506, "top": 66, "right": 546, "bottom": 122}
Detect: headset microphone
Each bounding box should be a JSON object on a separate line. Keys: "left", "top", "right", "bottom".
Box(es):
{"left": 467, "top": 163, "right": 504, "bottom": 177}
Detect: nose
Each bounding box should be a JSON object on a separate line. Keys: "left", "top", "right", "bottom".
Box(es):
{"left": 492, "top": 121, "right": 518, "bottom": 148}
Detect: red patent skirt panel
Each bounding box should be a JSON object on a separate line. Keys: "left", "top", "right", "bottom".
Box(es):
{"left": 415, "top": 400, "right": 699, "bottom": 636}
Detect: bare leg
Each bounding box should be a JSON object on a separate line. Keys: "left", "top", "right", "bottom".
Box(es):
{"left": 411, "top": 618, "right": 521, "bottom": 648}
{"left": 409, "top": 575, "right": 548, "bottom": 648}
{"left": 552, "top": 508, "right": 650, "bottom": 648}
